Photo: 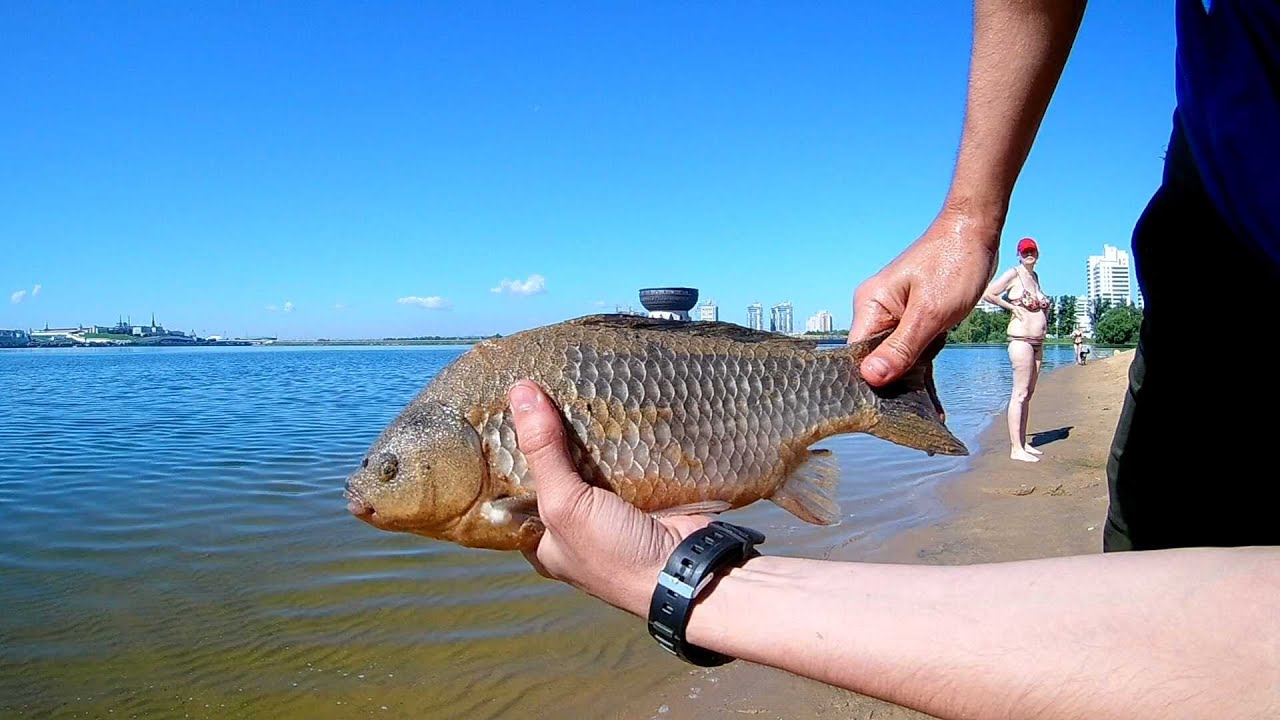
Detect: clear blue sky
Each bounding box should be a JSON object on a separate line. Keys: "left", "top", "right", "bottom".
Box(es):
{"left": 2, "top": 3, "right": 1176, "bottom": 339}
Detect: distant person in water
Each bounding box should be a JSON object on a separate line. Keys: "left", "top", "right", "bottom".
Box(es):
{"left": 982, "top": 237, "right": 1051, "bottom": 462}
{"left": 1072, "top": 328, "right": 1085, "bottom": 365}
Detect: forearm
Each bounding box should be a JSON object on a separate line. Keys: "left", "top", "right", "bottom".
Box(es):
{"left": 983, "top": 291, "right": 1015, "bottom": 311}
{"left": 944, "top": 0, "right": 1087, "bottom": 231}
{"left": 682, "top": 548, "right": 1280, "bottom": 720}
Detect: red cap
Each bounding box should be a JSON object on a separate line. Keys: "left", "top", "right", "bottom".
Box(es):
{"left": 1017, "top": 237, "right": 1039, "bottom": 255}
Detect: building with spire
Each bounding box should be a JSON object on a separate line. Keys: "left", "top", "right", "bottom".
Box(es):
{"left": 127, "top": 314, "right": 168, "bottom": 337}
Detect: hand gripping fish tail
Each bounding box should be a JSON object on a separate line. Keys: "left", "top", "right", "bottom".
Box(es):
{"left": 846, "top": 330, "right": 968, "bottom": 458}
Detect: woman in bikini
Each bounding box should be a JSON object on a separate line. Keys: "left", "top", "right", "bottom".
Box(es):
{"left": 982, "top": 237, "right": 1052, "bottom": 463}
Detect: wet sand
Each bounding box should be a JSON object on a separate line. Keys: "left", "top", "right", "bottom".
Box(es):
{"left": 608, "top": 349, "right": 1135, "bottom": 720}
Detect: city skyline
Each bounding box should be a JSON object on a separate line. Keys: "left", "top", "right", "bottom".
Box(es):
{"left": 6, "top": 246, "right": 1141, "bottom": 340}
{"left": 3, "top": 292, "right": 850, "bottom": 341}
{"left": 3, "top": 4, "right": 1176, "bottom": 340}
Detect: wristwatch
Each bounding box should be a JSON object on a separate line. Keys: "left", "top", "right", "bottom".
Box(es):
{"left": 647, "top": 521, "right": 766, "bottom": 666}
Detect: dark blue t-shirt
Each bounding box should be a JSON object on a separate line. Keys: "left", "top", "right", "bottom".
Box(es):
{"left": 1175, "top": 0, "right": 1280, "bottom": 266}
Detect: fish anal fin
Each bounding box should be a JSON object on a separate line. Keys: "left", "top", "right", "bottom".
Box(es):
{"left": 770, "top": 449, "right": 841, "bottom": 526}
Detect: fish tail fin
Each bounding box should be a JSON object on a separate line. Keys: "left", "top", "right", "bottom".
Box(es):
{"left": 845, "top": 331, "right": 969, "bottom": 457}
{"left": 771, "top": 448, "right": 841, "bottom": 526}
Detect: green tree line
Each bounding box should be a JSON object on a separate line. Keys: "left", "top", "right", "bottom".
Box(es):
{"left": 946, "top": 295, "right": 1143, "bottom": 345}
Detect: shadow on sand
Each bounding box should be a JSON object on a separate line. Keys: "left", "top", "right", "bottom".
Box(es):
{"left": 1029, "top": 426, "right": 1073, "bottom": 448}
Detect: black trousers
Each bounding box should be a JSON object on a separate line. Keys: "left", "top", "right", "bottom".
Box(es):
{"left": 1102, "top": 113, "right": 1280, "bottom": 551}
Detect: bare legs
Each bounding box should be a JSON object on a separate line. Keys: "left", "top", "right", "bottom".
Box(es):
{"left": 1025, "top": 347, "right": 1042, "bottom": 454}
{"left": 1007, "top": 340, "right": 1043, "bottom": 462}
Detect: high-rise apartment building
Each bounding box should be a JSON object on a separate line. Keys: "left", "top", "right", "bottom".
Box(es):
{"left": 805, "top": 310, "right": 834, "bottom": 333}
{"left": 1087, "top": 244, "right": 1133, "bottom": 309}
{"left": 771, "top": 302, "right": 794, "bottom": 335}
{"left": 747, "top": 303, "right": 764, "bottom": 331}
{"left": 697, "top": 300, "right": 719, "bottom": 322}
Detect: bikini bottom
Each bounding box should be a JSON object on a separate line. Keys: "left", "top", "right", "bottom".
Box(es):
{"left": 1007, "top": 334, "right": 1044, "bottom": 346}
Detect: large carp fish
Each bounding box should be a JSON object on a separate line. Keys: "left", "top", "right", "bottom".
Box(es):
{"left": 344, "top": 314, "right": 967, "bottom": 551}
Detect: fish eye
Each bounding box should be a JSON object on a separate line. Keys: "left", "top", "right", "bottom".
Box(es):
{"left": 378, "top": 456, "right": 399, "bottom": 482}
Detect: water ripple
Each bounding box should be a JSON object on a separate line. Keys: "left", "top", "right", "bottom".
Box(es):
{"left": 0, "top": 343, "right": 1108, "bottom": 719}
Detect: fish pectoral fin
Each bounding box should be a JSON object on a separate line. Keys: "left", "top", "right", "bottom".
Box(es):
{"left": 770, "top": 448, "right": 841, "bottom": 526}
{"left": 489, "top": 494, "right": 540, "bottom": 523}
{"left": 648, "top": 500, "right": 732, "bottom": 519}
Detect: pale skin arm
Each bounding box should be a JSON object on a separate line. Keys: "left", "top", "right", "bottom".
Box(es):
{"left": 850, "top": 0, "right": 1087, "bottom": 385}
{"left": 687, "top": 549, "right": 1280, "bottom": 720}
{"left": 982, "top": 267, "right": 1029, "bottom": 320}
{"left": 509, "top": 382, "right": 1280, "bottom": 720}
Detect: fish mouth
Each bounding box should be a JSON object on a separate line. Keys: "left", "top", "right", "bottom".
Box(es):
{"left": 344, "top": 484, "right": 376, "bottom": 519}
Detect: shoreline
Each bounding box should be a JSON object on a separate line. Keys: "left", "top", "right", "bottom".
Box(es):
{"left": 1, "top": 339, "right": 1138, "bottom": 350}
{"left": 607, "top": 350, "right": 1135, "bottom": 719}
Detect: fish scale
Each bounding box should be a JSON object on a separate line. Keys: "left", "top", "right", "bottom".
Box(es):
{"left": 515, "top": 330, "right": 855, "bottom": 506}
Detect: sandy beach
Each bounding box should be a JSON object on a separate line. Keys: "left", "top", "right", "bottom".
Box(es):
{"left": 609, "top": 348, "right": 1135, "bottom": 720}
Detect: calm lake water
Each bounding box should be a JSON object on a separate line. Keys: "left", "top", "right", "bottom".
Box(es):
{"left": 0, "top": 342, "right": 1112, "bottom": 719}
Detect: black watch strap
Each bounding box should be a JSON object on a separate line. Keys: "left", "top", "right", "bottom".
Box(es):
{"left": 647, "top": 521, "right": 766, "bottom": 667}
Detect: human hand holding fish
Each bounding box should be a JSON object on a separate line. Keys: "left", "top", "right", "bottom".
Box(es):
{"left": 507, "top": 380, "right": 711, "bottom": 616}
{"left": 848, "top": 210, "right": 1000, "bottom": 388}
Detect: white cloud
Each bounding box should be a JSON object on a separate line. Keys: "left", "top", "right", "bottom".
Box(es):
{"left": 398, "top": 295, "right": 450, "bottom": 310}
{"left": 265, "top": 304, "right": 279, "bottom": 311}
{"left": 333, "top": 303, "right": 348, "bottom": 310}
{"left": 10, "top": 290, "right": 27, "bottom": 304}
{"left": 593, "top": 300, "right": 611, "bottom": 308}
{"left": 490, "top": 274, "right": 546, "bottom": 296}
{"left": 31, "top": 284, "right": 41, "bottom": 297}
{"left": 283, "top": 301, "right": 295, "bottom": 313}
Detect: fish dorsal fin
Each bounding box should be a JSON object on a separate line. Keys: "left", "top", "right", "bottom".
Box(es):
{"left": 566, "top": 314, "right": 818, "bottom": 347}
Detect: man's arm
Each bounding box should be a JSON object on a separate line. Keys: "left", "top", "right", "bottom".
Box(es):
{"left": 851, "top": 0, "right": 1087, "bottom": 386}
{"left": 945, "top": 0, "right": 1088, "bottom": 225}
{"left": 509, "top": 382, "right": 1280, "bottom": 720}
{"left": 685, "top": 550, "right": 1279, "bottom": 720}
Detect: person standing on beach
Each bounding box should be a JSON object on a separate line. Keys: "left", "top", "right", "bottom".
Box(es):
{"left": 981, "top": 236, "right": 1051, "bottom": 462}
{"left": 1072, "top": 327, "right": 1085, "bottom": 365}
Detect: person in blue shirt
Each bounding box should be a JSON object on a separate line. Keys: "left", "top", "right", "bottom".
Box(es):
{"left": 504, "top": 2, "right": 1280, "bottom": 718}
